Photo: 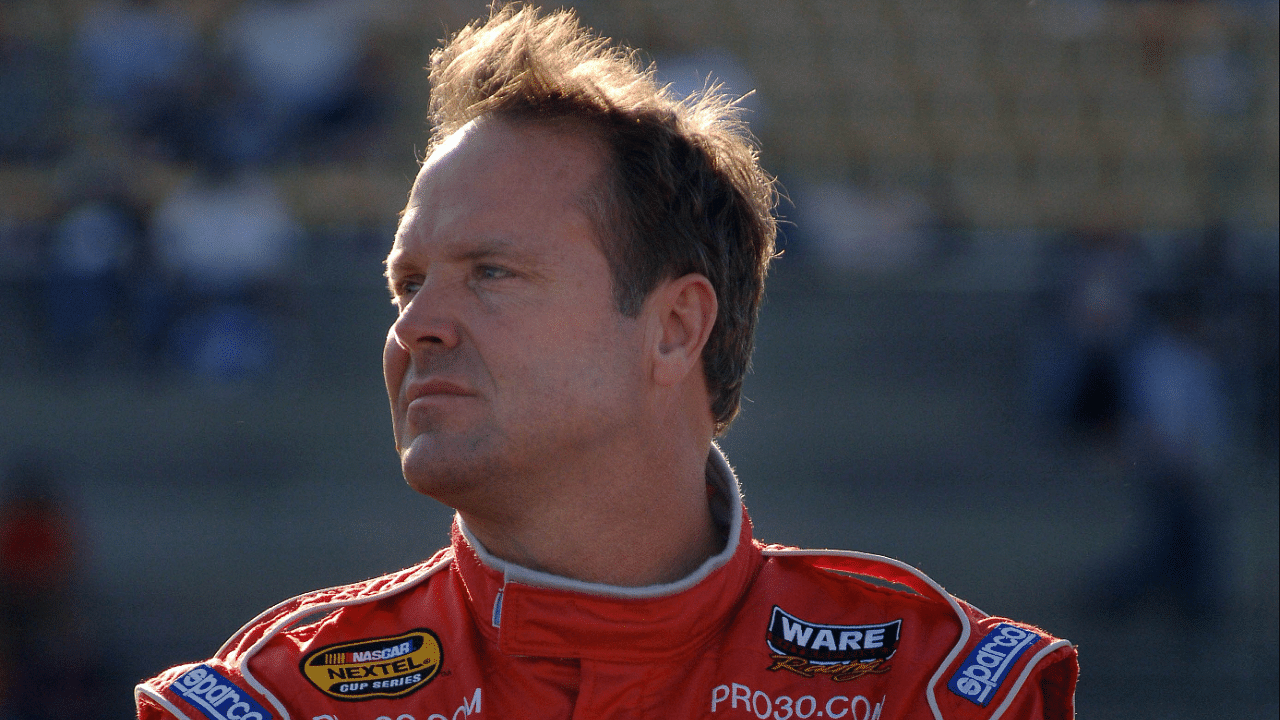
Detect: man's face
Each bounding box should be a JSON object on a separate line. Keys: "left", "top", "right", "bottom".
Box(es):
{"left": 384, "top": 119, "right": 648, "bottom": 513}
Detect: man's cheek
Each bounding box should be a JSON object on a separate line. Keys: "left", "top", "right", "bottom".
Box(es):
{"left": 383, "top": 331, "right": 410, "bottom": 401}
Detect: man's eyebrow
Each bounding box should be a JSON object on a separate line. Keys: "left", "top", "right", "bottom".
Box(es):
{"left": 450, "top": 238, "right": 520, "bottom": 262}
{"left": 384, "top": 238, "right": 536, "bottom": 276}
{"left": 383, "top": 253, "right": 407, "bottom": 279}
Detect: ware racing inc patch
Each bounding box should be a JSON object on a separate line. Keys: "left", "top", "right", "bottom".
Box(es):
{"left": 169, "top": 664, "right": 273, "bottom": 720}
{"left": 948, "top": 623, "right": 1041, "bottom": 706}
{"left": 765, "top": 606, "right": 901, "bottom": 682}
{"left": 300, "top": 629, "right": 442, "bottom": 700}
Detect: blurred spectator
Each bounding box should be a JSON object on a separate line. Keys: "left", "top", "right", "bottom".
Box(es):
{"left": 1097, "top": 295, "right": 1231, "bottom": 619}
{"left": 1031, "top": 229, "right": 1147, "bottom": 442}
{"left": 1130, "top": 297, "right": 1229, "bottom": 474}
{"left": 210, "top": 0, "right": 388, "bottom": 165}
{"left": 1171, "top": 222, "right": 1270, "bottom": 442}
{"left": 39, "top": 180, "right": 149, "bottom": 370}
{"left": 152, "top": 163, "right": 298, "bottom": 294}
{"left": 1178, "top": 12, "right": 1253, "bottom": 120}
{"left": 150, "top": 161, "right": 300, "bottom": 379}
{"left": 0, "top": 453, "right": 106, "bottom": 720}
{"left": 74, "top": 0, "right": 201, "bottom": 157}
{"left": 1035, "top": 230, "right": 1240, "bottom": 620}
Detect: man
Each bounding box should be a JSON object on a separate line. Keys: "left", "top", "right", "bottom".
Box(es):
{"left": 137, "top": 5, "right": 1078, "bottom": 719}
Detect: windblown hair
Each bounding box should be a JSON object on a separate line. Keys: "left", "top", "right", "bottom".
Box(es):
{"left": 427, "top": 3, "right": 777, "bottom": 434}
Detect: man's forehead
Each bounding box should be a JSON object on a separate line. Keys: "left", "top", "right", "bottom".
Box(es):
{"left": 391, "top": 122, "right": 481, "bottom": 253}
{"left": 401, "top": 120, "right": 482, "bottom": 212}
{"left": 418, "top": 115, "right": 605, "bottom": 182}
{"left": 393, "top": 118, "right": 606, "bottom": 249}
{"left": 420, "top": 120, "right": 482, "bottom": 177}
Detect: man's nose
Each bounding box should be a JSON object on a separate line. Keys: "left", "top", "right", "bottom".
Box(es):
{"left": 389, "top": 283, "right": 462, "bottom": 351}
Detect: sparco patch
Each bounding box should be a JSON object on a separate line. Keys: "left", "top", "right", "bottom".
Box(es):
{"left": 300, "top": 629, "right": 442, "bottom": 701}
{"left": 948, "top": 623, "right": 1041, "bottom": 707}
{"left": 765, "top": 606, "right": 901, "bottom": 682}
{"left": 169, "top": 664, "right": 273, "bottom": 720}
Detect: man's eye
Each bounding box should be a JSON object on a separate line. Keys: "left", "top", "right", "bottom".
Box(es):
{"left": 391, "top": 280, "right": 422, "bottom": 300}
{"left": 476, "top": 265, "right": 512, "bottom": 280}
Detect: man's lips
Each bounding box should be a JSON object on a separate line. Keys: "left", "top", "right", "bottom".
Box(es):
{"left": 405, "top": 379, "right": 476, "bottom": 404}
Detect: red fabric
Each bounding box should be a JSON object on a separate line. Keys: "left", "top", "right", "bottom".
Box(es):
{"left": 137, "top": 513, "right": 1076, "bottom": 719}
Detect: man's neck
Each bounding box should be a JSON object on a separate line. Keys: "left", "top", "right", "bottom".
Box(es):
{"left": 457, "top": 446, "right": 723, "bottom": 588}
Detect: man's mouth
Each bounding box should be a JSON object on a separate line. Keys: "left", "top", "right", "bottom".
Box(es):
{"left": 406, "top": 379, "right": 475, "bottom": 403}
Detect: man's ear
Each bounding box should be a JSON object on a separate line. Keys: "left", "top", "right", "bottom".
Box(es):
{"left": 650, "top": 273, "right": 717, "bottom": 387}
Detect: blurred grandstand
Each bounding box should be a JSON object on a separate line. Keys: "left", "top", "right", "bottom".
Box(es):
{"left": 1, "top": 0, "right": 1275, "bottom": 376}
{"left": 0, "top": 0, "right": 1275, "bottom": 718}
{"left": 0, "top": 0, "right": 1276, "bottom": 234}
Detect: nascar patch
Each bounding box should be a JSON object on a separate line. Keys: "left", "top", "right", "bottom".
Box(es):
{"left": 948, "top": 623, "right": 1041, "bottom": 706}
{"left": 169, "top": 664, "right": 273, "bottom": 720}
{"left": 300, "top": 629, "right": 442, "bottom": 700}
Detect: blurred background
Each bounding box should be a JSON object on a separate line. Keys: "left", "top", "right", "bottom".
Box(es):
{"left": 0, "top": 0, "right": 1275, "bottom": 717}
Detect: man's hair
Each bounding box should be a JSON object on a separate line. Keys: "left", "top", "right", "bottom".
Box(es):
{"left": 427, "top": 3, "right": 777, "bottom": 434}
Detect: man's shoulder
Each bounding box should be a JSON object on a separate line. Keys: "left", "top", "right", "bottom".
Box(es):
{"left": 750, "top": 544, "right": 1078, "bottom": 719}
{"left": 217, "top": 545, "right": 455, "bottom": 662}
{"left": 755, "top": 544, "right": 970, "bottom": 620}
{"left": 135, "top": 546, "right": 455, "bottom": 719}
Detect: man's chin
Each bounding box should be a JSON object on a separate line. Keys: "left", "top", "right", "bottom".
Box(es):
{"left": 400, "top": 451, "right": 457, "bottom": 493}
{"left": 399, "top": 437, "right": 494, "bottom": 502}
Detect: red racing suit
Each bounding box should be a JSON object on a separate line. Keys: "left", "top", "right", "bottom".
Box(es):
{"left": 137, "top": 451, "right": 1077, "bottom": 720}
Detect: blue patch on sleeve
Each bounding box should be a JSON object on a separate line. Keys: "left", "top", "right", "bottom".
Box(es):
{"left": 948, "top": 623, "right": 1041, "bottom": 707}
{"left": 168, "top": 664, "right": 274, "bottom": 720}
